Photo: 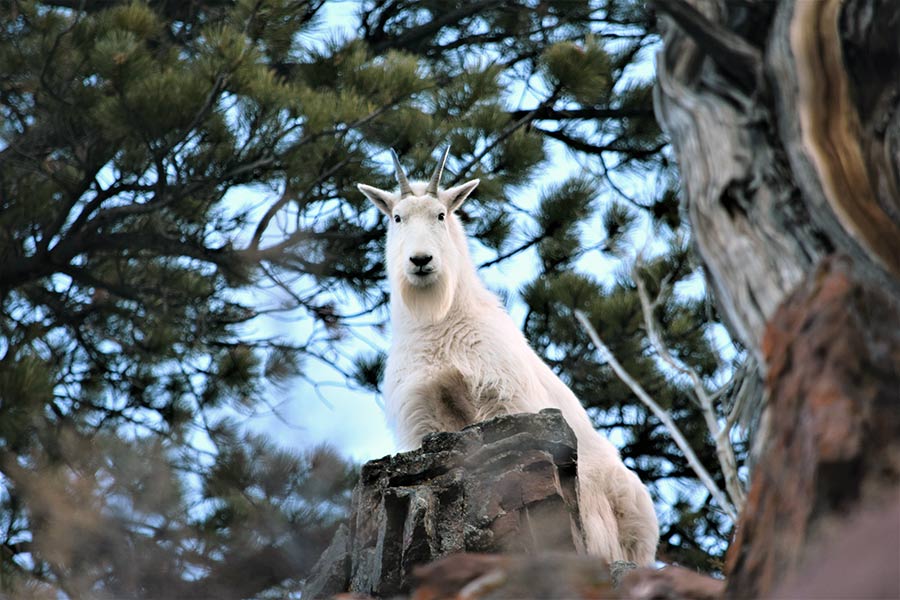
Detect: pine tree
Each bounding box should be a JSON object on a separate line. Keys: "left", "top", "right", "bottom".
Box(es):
{"left": 0, "top": 1, "right": 746, "bottom": 595}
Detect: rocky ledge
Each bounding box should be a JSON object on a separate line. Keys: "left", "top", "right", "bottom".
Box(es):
{"left": 305, "top": 409, "right": 587, "bottom": 598}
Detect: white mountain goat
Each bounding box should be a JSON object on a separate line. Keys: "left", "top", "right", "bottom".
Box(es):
{"left": 357, "top": 148, "right": 659, "bottom": 565}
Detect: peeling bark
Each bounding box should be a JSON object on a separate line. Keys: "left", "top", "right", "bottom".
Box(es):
{"left": 774, "top": 0, "right": 900, "bottom": 278}
{"left": 654, "top": 1, "right": 820, "bottom": 365}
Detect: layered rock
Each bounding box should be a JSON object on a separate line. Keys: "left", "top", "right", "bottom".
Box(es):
{"left": 305, "top": 409, "right": 587, "bottom": 598}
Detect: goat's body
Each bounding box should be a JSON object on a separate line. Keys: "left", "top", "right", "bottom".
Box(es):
{"left": 384, "top": 266, "right": 659, "bottom": 564}
{"left": 359, "top": 157, "right": 658, "bottom": 566}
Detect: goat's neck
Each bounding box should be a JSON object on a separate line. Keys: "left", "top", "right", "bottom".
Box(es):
{"left": 391, "top": 261, "right": 488, "bottom": 333}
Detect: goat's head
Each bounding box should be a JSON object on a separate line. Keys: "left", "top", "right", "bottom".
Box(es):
{"left": 358, "top": 148, "right": 479, "bottom": 322}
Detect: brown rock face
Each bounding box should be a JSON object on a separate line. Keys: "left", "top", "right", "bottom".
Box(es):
{"left": 619, "top": 566, "right": 724, "bottom": 600}
{"left": 725, "top": 256, "right": 900, "bottom": 598}
{"left": 772, "top": 493, "right": 900, "bottom": 600}
{"left": 305, "top": 409, "right": 587, "bottom": 598}
{"left": 409, "top": 554, "right": 731, "bottom": 600}
{"left": 411, "top": 553, "right": 616, "bottom": 600}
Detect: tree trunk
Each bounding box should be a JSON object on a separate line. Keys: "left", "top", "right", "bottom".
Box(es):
{"left": 654, "top": 0, "right": 900, "bottom": 596}
{"left": 655, "top": 0, "right": 900, "bottom": 364}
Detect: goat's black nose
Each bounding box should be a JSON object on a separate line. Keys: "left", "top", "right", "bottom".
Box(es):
{"left": 410, "top": 255, "right": 433, "bottom": 267}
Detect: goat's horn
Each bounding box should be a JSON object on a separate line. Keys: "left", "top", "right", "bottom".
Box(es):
{"left": 390, "top": 148, "right": 413, "bottom": 198}
{"left": 426, "top": 146, "right": 450, "bottom": 196}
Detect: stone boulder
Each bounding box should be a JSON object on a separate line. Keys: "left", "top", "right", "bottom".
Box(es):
{"left": 305, "top": 409, "right": 586, "bottom": 598}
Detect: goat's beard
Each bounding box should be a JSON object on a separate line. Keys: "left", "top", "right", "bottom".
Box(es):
{"left": 396, "top": 269, "right": 456, "bottom": 324}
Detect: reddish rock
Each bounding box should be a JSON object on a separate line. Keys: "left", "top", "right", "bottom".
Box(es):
{"left": 725, "top": 256, "right": 900, "bottom": 597}
{"left": 410, "top": 554, "right": 730, "bottom": 600}
{"left": 772, "top": 492, "right": 900, "bottom": 599}
{"left": 411, "top": 553, "right": 615, "bottom": 600}
{"left": 619, "top": 566, "right": 724, "bottom": 600}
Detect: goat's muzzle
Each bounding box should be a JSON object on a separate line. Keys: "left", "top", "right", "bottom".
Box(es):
{"left": 406, "top": 255, "right": 437, "bottom": 284}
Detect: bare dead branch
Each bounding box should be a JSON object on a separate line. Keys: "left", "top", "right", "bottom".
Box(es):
{"left": 632, "top": 257, "right": 746, "bottom": 513}
{"left": 574, "top": 309, "right": 738, "bottom": 522}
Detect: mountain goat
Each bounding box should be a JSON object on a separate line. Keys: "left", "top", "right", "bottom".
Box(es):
{"left": 357, "top": 148, "right": 659, "bottom": 565}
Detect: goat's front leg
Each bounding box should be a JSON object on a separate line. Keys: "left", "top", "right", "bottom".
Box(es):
{"left": 389, "top": 369, "right": 478, "bottom": 451}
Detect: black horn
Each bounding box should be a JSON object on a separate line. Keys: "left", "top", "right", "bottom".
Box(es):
{"left": 426, "top": 146, "right": 450, "bottom": 196}
{"left": 390, "top": 148, "right": 413, "bottom": 197}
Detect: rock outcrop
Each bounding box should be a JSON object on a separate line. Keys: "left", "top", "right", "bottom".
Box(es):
{"left": 305, "top": 409, "right": 587, "bottom": 599}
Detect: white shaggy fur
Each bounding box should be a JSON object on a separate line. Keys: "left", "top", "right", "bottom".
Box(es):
{"left": 358, "top": 152, "right": 659, "bottom": 565}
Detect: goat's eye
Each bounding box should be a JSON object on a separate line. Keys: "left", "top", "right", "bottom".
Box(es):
{"left": 393, "top": 214, "right": 401, "bottom": 223}
{"left": 437, "top": 213, "right": 445, "bottom": 221}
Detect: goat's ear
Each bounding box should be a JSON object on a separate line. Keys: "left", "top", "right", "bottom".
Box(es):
{"left": 357, "top": 184, "right": 395, "bottom": 217}
{"left": 443, "top": 179, "right": 479, "bottom": 212}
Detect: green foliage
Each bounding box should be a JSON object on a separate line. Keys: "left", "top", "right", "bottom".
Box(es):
{"left": 352, "top": 351, "right": 386, "bottom": 392}
{"left": 543, "top": 37, "right": 612, "bottom": 104}
{"left": 602, "top": 201, "right": 639, "bottom": 254}
{"left": 534, "top": 177, "right": 595, "bottom": 270}
{"left": 0, "top": 0, "right": 744, "bottom": 594}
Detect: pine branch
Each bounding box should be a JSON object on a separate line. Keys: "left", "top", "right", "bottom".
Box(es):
{"left": 478, "top": 234, "right": 544, "bottom": 269}
{"left": 249, "top": 101, "right": 400, "bottom": 251}
{"left": 365, "top": 0, "right": 506, "bottom": 54}
{"left": 507, "top": 106, "right": 654, "bottom": 121}
{"left": 451, "top": 87, "right": 561, "bottom": 185}
{"left": 533, "top": 126, "right": 666, "bottom": 158}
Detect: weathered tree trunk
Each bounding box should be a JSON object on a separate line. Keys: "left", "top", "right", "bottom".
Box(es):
{"left": 655, "top": 0, "right": 900, "bottom": 363}
{"left": 725, "top": 256, "right": 900, "bottom": 598}
{"left": 655, "top": 0, "right": 900, "bottom": 596}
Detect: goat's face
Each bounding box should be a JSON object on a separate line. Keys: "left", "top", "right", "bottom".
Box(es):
{"left": 357, "top": 149, "right": 478, "bottom": 322}
{"left": 387, "top": 190, "right": 456, "bottom": 289}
